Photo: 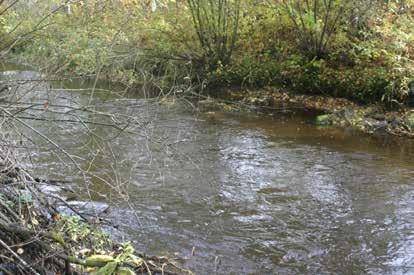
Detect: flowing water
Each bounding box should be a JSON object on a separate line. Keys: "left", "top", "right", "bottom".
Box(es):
{"left": 2, "top": 66, "right": 414, "bottom": 274}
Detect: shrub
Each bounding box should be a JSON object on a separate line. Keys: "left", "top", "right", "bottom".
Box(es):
{"left": 187, "top": 0, "right": 241, "bottom": 70}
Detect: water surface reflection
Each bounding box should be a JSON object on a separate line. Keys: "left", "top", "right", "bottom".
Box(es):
{"left": 3, "top": 68, "right": 414, "bottom": 274}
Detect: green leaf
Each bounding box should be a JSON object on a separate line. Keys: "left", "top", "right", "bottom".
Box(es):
{"left": 19, "top": 193, "right": 33, "bottom": 203}
{"left": 96, "top": 261, "right": 118, "bottom": 275}
{"left": 86, "top": 255, "right": 115, "bottom": 264}
{"left": 117, "top": 267, "right": 136, "bottom": 275}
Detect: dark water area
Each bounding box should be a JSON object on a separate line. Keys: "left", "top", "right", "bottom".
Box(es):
{"left": 1, "top": 66, "right": 414, "bottom": 274}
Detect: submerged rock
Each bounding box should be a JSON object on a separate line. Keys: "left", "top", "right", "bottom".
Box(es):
{"left": 37, "top": 181, "right": 77, "bottom": 201}
{"left": 363, "top": 118, "right": 388, "bottom": 133}
{"left": 57, "top": 201, "right": 110, "bottom": 217}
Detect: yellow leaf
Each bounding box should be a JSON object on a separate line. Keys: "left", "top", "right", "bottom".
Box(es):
{"left": 86, "top": 254, "right": 114, "bottom": 264}
{"left": 31, "top": 217, "right": 39, "bottom": 226}
{"left": 131, "top": 257, "right": 144, "bottom": 267}
{"left": 117, "top": 267, "right": 136, "bottom": 275}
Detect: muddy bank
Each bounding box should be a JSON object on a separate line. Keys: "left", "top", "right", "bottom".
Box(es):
{"left": 207, "top": 87, "right": 414, "bottom": 138}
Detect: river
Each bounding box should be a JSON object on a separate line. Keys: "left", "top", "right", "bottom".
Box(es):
{"left": 1, "top": 66, "right": 414, "bottom": 274}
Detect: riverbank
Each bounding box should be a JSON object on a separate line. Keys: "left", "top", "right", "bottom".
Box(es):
{"left": 201, "top": 87, "right": 414, "bottom": 139}
{"left": 0, "top": 145, "right": 191, "bottom": 274}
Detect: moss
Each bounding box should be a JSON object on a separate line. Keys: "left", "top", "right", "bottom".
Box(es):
{"left": 315, "top": 114, "right": 332, "bottom": 126}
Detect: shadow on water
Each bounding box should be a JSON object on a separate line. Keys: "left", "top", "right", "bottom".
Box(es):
{"left": 2, "top": 64, "right": 414, "bottom": 274}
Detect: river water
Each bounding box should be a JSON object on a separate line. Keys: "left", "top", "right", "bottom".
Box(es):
{"left": 2, "top": 67, "right": 414, "bottom": 274}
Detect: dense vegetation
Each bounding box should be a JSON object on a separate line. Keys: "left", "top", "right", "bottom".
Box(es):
{"left": 3, "top": 0, "right": 414, "bottom": 105}
{"left": 0, "top": 2, "right": 413, "bottom": 273}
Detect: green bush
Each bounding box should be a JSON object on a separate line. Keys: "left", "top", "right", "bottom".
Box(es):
{"left": 5, "top": 0, "right": 414, "bottom": 105}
